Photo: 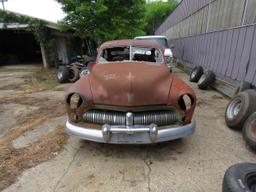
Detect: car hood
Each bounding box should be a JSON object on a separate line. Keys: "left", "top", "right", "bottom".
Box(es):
{"left": 89, "top": 62, "right": 172, "bottom": 106}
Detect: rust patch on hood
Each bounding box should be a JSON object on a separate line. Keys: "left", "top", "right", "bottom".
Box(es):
{"left": 89, "top": 62, "right": 172, "bottom": 106}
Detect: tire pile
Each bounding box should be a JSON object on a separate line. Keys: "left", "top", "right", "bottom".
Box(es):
{"left": 189, "top": 66, "right": 256, "bottom": 150}
{"left": 57, "top": 56, "right": 96, "bottom": 83}
{"left": 188, "top": 66, "right": 256, "bottom": 192}
{"left": 223, "top": 163, "right": 256, "bottom": 192}
{"left": 225, "top": 89, "right": 256, "bottom": 150}
{"left": 189, "top": 66, "right": 215, "bottom": 90}
{"left": 223, "top": 92, "right": 256, "bottom": 191}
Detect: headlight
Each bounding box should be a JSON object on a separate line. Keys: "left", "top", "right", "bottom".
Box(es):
{"left": 178, "top": 94, "right": 194, "bottom": 111}
{"left": 67, "top": 93, "right": 83, "bottom": 110}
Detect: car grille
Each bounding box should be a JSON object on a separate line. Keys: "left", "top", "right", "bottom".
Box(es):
{"left": 83, "top": 109, "right": 180, "bottom": 126}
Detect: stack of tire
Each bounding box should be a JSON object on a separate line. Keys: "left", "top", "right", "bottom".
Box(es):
{"left": 189, "top": 66, "right": 215, "bottom": 90}
{"left": 57, "top": 56, "right": 95, "bottom": 83}
{"left": 225, "top": 89, "right": 256, "bottom": 150}
{"left": 57, "top": 65, "right": 81, "bottom": 83}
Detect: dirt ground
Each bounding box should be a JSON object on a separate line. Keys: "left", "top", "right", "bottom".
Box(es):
{"left": 0, "top": 65, "right": 255, "bottom": 192}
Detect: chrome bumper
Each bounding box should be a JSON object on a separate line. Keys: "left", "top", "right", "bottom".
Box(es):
{"left": 65, "top": 120, "right": 196, "bottom": 144}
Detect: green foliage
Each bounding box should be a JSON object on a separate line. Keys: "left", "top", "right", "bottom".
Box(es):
{"left": 144, "top": 0, "right": 177, "bottom": 35}
{"left": 57, "top": 0, "right": 146, "bottom": 43}
{"left": 0, "top": 10, "right": 19, "bottom": 22}
{"left": 26, "top": 20, "right": 48, "bottom": 43}
{"left": 0, "top": 1, "right": 177, "bottom": 44}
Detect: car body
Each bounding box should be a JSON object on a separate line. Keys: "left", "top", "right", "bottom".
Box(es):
{"left": 65, "top": 39, "right": 196, "bottom": 144}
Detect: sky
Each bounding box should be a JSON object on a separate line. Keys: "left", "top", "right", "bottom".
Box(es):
{"left": 0, "top": 0, "right": 66, "bottom": 23}
{"left": 0, "top": 0, "right": 180, "bottom": 23}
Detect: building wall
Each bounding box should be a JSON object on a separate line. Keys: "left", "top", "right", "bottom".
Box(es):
{"left": 156, "top": 0, "right": 256, "bottom": 86}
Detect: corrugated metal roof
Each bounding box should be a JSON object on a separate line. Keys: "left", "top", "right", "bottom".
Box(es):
{"left": 0, "top": 22, "right": 29, "bottom": 29}
{"left": 0, "top": 10, "right": 61, "bottom": 31}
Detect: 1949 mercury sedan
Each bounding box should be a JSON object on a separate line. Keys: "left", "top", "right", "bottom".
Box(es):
{"left": 65, "top": 39, "right": 196, "bottom": 144}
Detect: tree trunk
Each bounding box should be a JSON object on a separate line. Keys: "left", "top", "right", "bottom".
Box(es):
{"left": 40, "top": 42, "right": 49, "bottom": 68}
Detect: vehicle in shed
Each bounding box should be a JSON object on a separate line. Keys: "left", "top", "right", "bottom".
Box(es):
{"left": 135, "top": 35, "right": 173, "bottom": 64}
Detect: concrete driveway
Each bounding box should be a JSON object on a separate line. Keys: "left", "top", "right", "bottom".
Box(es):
{"left": 0, "top": 65, "right": 255, "bottom": 192}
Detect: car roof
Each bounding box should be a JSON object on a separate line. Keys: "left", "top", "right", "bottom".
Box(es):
{"left": 99, "top": 39, "right": 162, "bottom": 49}
{"left": 135, "top": 35, "right": 167, "bottom": 39}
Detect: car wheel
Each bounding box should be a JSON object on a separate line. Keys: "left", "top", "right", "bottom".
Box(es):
{"left": 225, "top": 90, "right": 256, "bottom": 130}
{"left": 197, "top": 71, "right": 215, "bottom": 90}
{"left": 189, "top": 66, "right": 203, "bottom": 82}
{"left": 243, "top": 112, "right": 256, "bottom": 150}
{"left": 57, "top": 66, "right": 70, "bottom": 83}
{"left": 223, "top": 163, "right": 256, "bottom": 192}
{"left": 68, "top": 66, "right": 80, "bottom": 82}
{"left": 79, "top": 67, "right": 90, "bottom": 78}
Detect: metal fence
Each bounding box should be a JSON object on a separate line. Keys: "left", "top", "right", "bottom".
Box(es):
{"left": 156, "top": 0, "right": 256, "bottom": 86}
{"left": 155, "top": 0, "right": 213, "bottom": 35}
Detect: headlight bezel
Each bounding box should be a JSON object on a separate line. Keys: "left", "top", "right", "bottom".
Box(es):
{"left": 66, "top": 93, "right": 85, "bottom": 122}
{"left": 178, "top": 94, "right": 195, "bottom": 111}
{"left": 66, "top": 93, "right": 84, "bottom": 110}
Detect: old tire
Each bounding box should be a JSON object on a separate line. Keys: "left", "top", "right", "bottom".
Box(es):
{"left": 223, "top": 163, "right": 256, "bottom": 192}
{"left": 189, "top": 66, "right": 203, "bottom": 82}
{"left": 57, "top": 66, "right": 70, "bottom": 83}
{"left": 243, "top": 112, "right": 256, "bottom": 150}
{"left": 225, "top": 90, "right": 256, "bottom": 130}
{"left": 68, "top": 67, "right": 80, "bottom": 83}
{"left": 198, "top": 71, "right": 215, "bottom": 90}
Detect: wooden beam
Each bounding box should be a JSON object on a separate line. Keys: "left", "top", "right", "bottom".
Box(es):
{"left": 40, "top": 42, "right": 49, "bottom": 68}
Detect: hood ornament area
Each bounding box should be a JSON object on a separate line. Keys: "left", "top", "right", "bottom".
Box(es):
{"left": 127, "top": 92, "right": 135, "bottom": 103}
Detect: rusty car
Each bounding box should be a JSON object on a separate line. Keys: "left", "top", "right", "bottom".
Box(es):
{"left": 65, "top": 39, "right": 197, "bottom": 144}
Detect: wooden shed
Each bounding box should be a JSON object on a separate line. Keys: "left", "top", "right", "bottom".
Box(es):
{"left": 0, "top": 10, "right": 83, "bottom": 68}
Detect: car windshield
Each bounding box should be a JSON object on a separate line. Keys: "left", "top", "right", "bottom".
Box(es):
{"left": 136, "top": 38, "right": 169, "bottom": 48}
{"left": 98, "top": 46, "right": 163, "bottom": 64}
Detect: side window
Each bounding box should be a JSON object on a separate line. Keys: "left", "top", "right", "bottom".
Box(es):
{"left": 99, "top": 47, "right": 129, "bottom": 63}
{"left": 132, "top": 47, "right": 163, "bottom": 63}
{"left": 98, "top": 46, "right": 163, "bottom": 64}
{"left": 110, "top": 47, "right": 129, "bottom": 61}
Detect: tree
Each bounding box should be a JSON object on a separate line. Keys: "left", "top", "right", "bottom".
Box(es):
{"left": 57, "top": 0, "right": 146, "bottom": 44}
{"left": 144, "top": 0, "right": 177, "bottom": 35}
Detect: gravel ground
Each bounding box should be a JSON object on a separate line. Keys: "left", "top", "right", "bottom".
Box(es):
{"left": 0, "top": 65, "right": 255, "bottom": 192}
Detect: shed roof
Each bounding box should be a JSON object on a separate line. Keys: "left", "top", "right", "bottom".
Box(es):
{"left": 0, "top": 10, "right": 61, "bottom": 31}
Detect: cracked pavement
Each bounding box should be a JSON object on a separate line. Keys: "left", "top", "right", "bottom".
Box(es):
{"left": 143, "top": 153, "right": 152, "bottom": 192}
{"left": 2, "top": 66, "right": 256, "bottom": 192}
{"left": 53, "top": 147, "right": 81, "bottom": 192}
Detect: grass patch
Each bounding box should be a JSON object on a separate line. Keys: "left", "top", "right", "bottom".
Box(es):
{"left": 0, "top": 125, "right": 68, "bottom": 191}
{"left": 22, "top": 68, "right": 58, "bottom": 91}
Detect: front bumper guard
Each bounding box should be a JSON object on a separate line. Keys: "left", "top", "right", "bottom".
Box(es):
{"left": 65, "top": 120, "right": 196, "bottom": 144}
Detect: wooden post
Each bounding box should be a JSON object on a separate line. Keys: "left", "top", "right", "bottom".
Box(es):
{"left": 40, "top": 42, "right": 49, "bottom": 68}
{"left": 1, "top": 0, "right": 7, "bottom": 10}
